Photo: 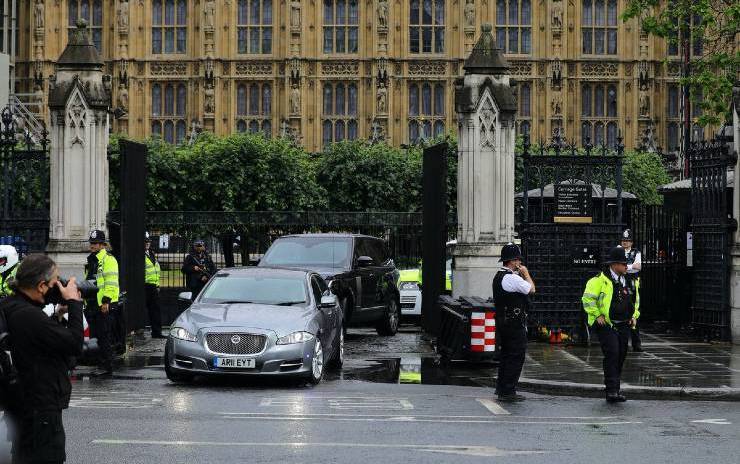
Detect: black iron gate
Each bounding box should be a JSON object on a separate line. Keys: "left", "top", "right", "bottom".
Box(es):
{"left": 518, "top": 133, "right": 625, "bottom": 336}
{"left": 688, "top": 140, "right": 735, "bottom": 340}
{"left": 0, "top": 107, "right": 50, "bottom": 255}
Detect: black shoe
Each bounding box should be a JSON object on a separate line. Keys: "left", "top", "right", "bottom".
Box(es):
{"left": 606, "top": 392, "right": 626, "bottom": 403}
{"left": 633, "top": 346, "right": 643, "bottom": 352}
{"left": 497, "top": 393, "right": 526, "bottom": 403}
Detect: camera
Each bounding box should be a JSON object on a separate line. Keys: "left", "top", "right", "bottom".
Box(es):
{"left": 45, "top": 278, "right": 99, "bottom": 305}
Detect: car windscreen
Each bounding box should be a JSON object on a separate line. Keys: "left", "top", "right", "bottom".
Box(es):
{"left": 199, "top": 275, "right": 308, "bottom": 306}
{"left": 260, "top": 237, "right": 352, "bottom": 269}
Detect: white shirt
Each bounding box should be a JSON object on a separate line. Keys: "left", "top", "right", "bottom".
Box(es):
{"left": 609, "top": 268, "right": 626, "bottom": 287}
{"left": 624, "top": 248, "right": 641, "bottom": 274}
{"left": 500, "top": 268, "right": 532, "bottom": 294}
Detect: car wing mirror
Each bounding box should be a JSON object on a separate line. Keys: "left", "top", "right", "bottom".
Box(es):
{"left": 357, "top": 256, "right": 374, "bottom": 267}
{"left": 320, "top": 295, "right": 338, "bottom": 308}
{"left": 178, "top": 291, "right": 193, "bottom": 302}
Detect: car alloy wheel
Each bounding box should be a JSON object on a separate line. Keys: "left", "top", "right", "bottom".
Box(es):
{"left": 310, "top": 338, "right": 324, "bottom": 384}
{"left": 376, "top": 297, "right": 400, "bottom": 336}
{"left": 388, "top": 299, "right": 399, "bottom": 332}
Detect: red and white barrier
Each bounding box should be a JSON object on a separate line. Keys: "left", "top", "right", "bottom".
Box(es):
{"left": 470, "top": 311, "right": 496, "bottom": 352}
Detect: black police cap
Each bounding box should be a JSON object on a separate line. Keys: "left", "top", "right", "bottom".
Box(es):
{"left": 499, "top": 243, "right": 523, "bottom": 262}
{"left": 605, "top": 246, "right": 628, "bottom": 264}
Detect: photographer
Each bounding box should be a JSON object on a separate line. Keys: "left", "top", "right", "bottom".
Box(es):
{"left": 181, "top": 239, "right": 216, "bottom": 301}
{"left": 0, "top": 254, "right": 83, "bottom": 463}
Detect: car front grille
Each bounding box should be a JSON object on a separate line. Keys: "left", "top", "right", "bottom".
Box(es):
{"left": 400, "top": 295, "right": 417, "bottom": 304}
{"left": 205, "top": 333, "right": 266, "bottom": 355}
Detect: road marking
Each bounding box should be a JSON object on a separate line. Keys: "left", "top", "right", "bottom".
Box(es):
{"left": 218, "top": 413, "right": 640, "bottom": 426}
{"left": 91, "top": 439, "right": 549, "bottom": 457}
{"left": 221, "top": 412, "right": 621, "bottom": 420}
{"left": 692, "top": 419, "right": 732, "bottom": 425}
{"left": 260, "top": 396, "right": 413, "bottom": 410}
{"left": 476, "top": 398, "right": 511, "bottom": 415}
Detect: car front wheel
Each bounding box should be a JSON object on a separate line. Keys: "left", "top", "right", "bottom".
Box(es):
{"left": 307, "top": 338, "right": 324, "bottom": 385}
{"left": 376, "top": 297, "right": 400, "bottom": 336}
{"left": 328, "top": 326, "right": 344, "bottom": 369}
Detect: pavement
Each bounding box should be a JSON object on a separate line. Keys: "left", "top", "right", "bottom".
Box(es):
{"left": 76, "top": 324, "right": 740, "bottom": 401}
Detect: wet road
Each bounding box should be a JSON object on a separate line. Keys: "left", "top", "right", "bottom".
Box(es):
{"left": 2, "top": 371, "right": 739, "bottom": 463}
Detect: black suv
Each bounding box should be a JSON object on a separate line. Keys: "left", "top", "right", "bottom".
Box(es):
{"left": 259, "top": 234, "right": 401, "bottom": 336}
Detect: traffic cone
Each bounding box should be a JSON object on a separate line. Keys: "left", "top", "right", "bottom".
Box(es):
{"left": 549, "top": 330, "right": 557, "bottom": 344}
{"left": 556, "top": 329, "right": 562, "bottom": 344}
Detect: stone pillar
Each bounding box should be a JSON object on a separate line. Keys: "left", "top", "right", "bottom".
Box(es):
{"left": 730, "top": 86, "right": 740, "bottom": 344}
{"left": 46, "top": 21, "right": 111, "bottom": 278}
{"left": 452, "top": 24, "right": 517, "bottom": 299}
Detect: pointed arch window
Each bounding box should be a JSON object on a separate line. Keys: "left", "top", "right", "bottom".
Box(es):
{"left": 323, "top": 0, "right": 359, "bottom": 53}
{"left": 238, "top": 0, "right": 273, "bottom": 54}
{"left": 151, "top": 82, "right": 188, "bottom": 144}
{"left": 408, "top": 82, "right": 445, "bottom": 143}
{"left": 69, "top": 0, "right": 103, "bottom": 51}
{"left": 410, "top": 0, "right": 445, "bottom": 53}
{"left": 152, "top": 0, "right": 187, "bottom": 54}
{"left": 322, "top": 82, "right": 359, "bottom": 147}
{"left": 581, "top": 83, "right": 618, "bottom": 147}
{"left": 494, "top": 0, "right": 531, "bottom": 54}
{"left": 582, "top": 0, "right": 617, "bottom": 55}
{"left": 517, "top": 82, "right": 531, "bottom": 135}
{"left": 236, "top": 82, "right": 272, "bottom": 136}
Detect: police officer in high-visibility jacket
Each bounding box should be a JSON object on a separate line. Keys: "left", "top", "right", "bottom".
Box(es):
{"left": 582, "top": 246, "right": 640, "bottom": 403}
{"left": 85, "top": 229, "right": 120, "bottom": 374}
{"left": 0, "top": 245, "right": 20, "bottom": 298}
{"left": 144, "top": 232, "right": 164, "bottom": 338}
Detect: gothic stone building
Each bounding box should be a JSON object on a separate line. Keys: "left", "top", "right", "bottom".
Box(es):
{"left": 8, "top": 0, "right": 701, "bottom": 153}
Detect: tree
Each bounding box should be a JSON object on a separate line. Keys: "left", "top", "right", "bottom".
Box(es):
{"left": 622, "top": 150, "right": 672, "bottom": 205}
{"left": 622, "top": 0, "right": 740, "bottom": 126}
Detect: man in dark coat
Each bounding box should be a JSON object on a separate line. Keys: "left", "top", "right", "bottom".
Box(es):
{"left": 1, "top": 254, "right": 83, "bottom": 463}
{"left": 181, "top": 239, "right": 217, "bottom": 301}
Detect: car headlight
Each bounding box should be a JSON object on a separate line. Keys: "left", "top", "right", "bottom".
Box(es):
{"left": 277, "top": 331, "right": 315, "bottom": 345}
{"left": 170, "top": 327, "right": 198, "bottom": 342}
{"left": 399, "top": 281, "right": 420, "bottom": 291}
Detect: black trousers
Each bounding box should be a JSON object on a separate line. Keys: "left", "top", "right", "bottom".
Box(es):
{"left": 145, "top": 284, "right": 162, "bottom": 336}
{"left": 88, "top": 310, "right": 113, "bottom": 371}
{"left": 495, "top": 318, "right": 527, "bottom": 396}
{"left": 11, "top": 410, "right": 66, "bottom": 464}
{"left": 593, "top": 322, "right": 631, "bottom": 394}
{"left": 630, "top": 324, "right": 642, "bottom": 349}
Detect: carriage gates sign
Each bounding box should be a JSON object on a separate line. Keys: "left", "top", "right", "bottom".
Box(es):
{"left": 554, "top": 184, "right": 592, "bottom": 223}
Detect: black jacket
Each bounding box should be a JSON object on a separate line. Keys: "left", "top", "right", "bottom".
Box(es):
{"left": 181, "top": 252, "right": 217, "bottom": 290}
{"left": 0, "top": 292, "right": 84, "bottom": 412}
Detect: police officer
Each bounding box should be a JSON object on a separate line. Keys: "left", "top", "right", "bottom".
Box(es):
{"left": 582, "top": 246, "right": 641, "bottom": 403}
{"left": 144, "top": 232, "right": 165, "bottom": 338}
{"left": 181, "top": 239, "right": 216, "bottom": 301}
{"left": 1, "top": 254, "right": 83, "bottom": 464}
{"left": 620, "top": 229, "right": 643, "bottom": 352}
{"left": 0, "top": 245, "right": 19, "bottom": 298}
{"left": 492, "top": 243, "right": 535, "bottom": 402}
{"left": 85, "top": 229, "right": 120, "bottom": 375}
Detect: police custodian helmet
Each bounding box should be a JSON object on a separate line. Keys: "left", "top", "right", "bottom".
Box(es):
{"left": 499, "top": 243, "right": 523, "bottom": 263}
{"left": 89, "top": 229, "right": 106, "bottom": 244}
{"left": 605, "top": 246, "right": 628, "bottom": 264}
{"left": 621, "top": 229, "right": 634, "bottom": 241}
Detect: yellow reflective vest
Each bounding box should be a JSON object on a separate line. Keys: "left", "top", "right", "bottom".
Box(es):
{"left": 145, "top": 253, "right": 161, "bottom": 287}
{"left": 94, "top": 249, "right": 120, "bottom": 306}
{"left": 582, "top": 271, "right": 640, "bottom": 327}
{"left": 0, "top": 264, "right": 17, "bottom": 298}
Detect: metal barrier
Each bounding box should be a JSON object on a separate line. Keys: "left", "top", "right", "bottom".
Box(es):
{"left": 436, "top": 295, "right": 497, "bottom": 363}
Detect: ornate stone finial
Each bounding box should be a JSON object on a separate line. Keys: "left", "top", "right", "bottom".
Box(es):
{"left": 463, "top": 23, "right": 509, "bottom": 75}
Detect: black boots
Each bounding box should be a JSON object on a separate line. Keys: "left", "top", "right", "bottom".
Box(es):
{"left": 606, "top": 392, "right": 627, "bottom": 403}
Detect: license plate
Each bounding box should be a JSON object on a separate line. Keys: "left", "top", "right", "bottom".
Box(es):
{"left": 214, "top": 357, "right": 256, "bottom": 369}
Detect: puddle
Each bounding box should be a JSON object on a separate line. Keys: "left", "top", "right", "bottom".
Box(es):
{"left": 324, "top": 357, "right": 493, "bottom": 387}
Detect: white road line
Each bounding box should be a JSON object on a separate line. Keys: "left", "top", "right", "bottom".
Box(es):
{"left": 220, "top": 412, "right": 621, "bottom": 420}
{"left": 476, "top": 398, "right": 511, "bottom": 415}
{"left": 91, "top": 439, "right": 550, "bottom": 457}
{"left": 219, "top": 415, "right": 640, "bottom": 426}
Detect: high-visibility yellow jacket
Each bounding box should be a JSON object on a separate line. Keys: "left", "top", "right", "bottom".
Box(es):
{"left": 582, "top": 271, "right": 640, "bottom": 327}
{"left": 94, "top": 249, "right": 119, "bottom": 306}
{"left": 145, "top": 253, "right": 161, "bottom": 287}
{"left": 0, "top": 264, "right": 17, "bottom": 298}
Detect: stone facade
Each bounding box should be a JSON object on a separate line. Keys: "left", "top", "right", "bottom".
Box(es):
{"left": 10, "top": 0, "right": 701, "bottom": 152}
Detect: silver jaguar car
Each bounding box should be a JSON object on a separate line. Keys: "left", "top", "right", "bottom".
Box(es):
{"left": 164, "top": 267, "right": 343, "bottom": 385}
